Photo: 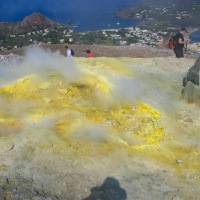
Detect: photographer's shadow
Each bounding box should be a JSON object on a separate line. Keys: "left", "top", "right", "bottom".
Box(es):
{"left": 84, "top": 177, "right": 127, "bottom": 200}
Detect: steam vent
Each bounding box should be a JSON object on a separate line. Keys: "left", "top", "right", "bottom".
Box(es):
{"left": 0, "top": 47, "right": 199, "bottom": 199}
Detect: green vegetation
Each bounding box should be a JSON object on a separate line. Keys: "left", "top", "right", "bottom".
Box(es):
{"left": 1, "top": 26, "right": 142, "bottom": 50}
{"left": 3, "top": 0, "right": 196, "bottom": 51}
{"left": 72, "top": 31, "right": 115, "bottom": 45}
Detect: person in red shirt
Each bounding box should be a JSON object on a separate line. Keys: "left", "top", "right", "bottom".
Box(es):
{"left": 86, "top": 50, "right": 94, "bottom": 58}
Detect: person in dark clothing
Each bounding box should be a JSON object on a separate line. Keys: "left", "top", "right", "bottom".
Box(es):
{"left": 174, "top": 28, "right": 191, "bottom": 58}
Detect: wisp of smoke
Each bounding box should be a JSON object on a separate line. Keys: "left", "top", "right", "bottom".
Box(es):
{"left": 74, "top": 123, "right": 109, "bottom": 143}
{"left": 28, "top": 115, "right": 58, "bottom": 130}
{"left": 110, "top": 77, "right": 141, "bottom": 103}
{"left": 0, "top": 97, "right": 32, "bottom": 117}
{"left": 0, "top": 46, "right": 83, "bottom": 86}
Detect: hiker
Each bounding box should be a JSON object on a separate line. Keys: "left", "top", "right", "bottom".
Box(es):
{"left": 65, "top": 46, "right": 74, "bottom": 57}
{"left": 86, "top": 50, "right": 94, "bottom": 58}
{"left": 173, "top": 28, "right": 191, "bottom": 58}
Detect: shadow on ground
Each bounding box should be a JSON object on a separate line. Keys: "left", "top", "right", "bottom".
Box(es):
{"left": 84, "top": 177, "right": 127, "bottom": 200}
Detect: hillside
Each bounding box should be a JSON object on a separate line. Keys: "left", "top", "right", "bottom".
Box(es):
{"left": 0, "top": 12, "right": 61, "bottom": 35}
{"left": 115, "top": 0, "right": 200, "bottom": 28}
{"left": 0, "top": 12, "right": 69, "bottom": 50}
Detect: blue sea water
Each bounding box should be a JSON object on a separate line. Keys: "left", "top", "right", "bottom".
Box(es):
{"left": 0, "top": 0, "right": 142, "bottom": 32}
{"left": 190, "top": 30, "right": 200, "bottom": 43}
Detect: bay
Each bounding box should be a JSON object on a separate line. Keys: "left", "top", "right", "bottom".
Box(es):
{"left": 190, "top": 30, "right": 200, "bottom": 43}
{"left": 0, "top": 0, "right": 142, "bottom": 32}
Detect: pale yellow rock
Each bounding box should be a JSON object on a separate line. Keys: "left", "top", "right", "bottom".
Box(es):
{"left": 42, "top": 97, "right": 52, "bottom": 103}
{"left": 39, "top": 82, "right": 51, "bottom": 89}
{"left": 58, "top": 89, "right": 68, "bottom": 95}
{"left": 0, "top": 56, "right": 199, "bottom": 200}
{"left": 4, "top": 143, "right": 14, "bottom": 151}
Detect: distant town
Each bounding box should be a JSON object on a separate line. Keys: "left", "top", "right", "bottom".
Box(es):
{"left": 0, "top": 12, "right": 181, "bottom": 52}
{"left": 115, "top": 0, "right": 200, "bottom": 28}
{"left": 1, "top": 0, "right": 200, "bottom": 53}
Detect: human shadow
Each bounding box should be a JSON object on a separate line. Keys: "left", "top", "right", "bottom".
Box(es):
{"left": 84, "top": 177, "right": 127, "bottom": 200}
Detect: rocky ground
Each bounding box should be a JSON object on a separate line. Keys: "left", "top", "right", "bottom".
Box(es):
{"left": 0, "top": 46, "right": 200, "bottom": 200}
{"left": 1, "top": 43, "right": 200, "bottom": 61}
{"left": 0, "top": 44, "right": 194, "bottom": 58}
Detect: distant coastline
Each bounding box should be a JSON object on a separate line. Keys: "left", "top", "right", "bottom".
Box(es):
{"left": 0, "top": 0, "right": 142, "bottom": 33}
{"left": 190, "top": 29, "right": 200, "bottom": 44}
{"left": 187, "top": 28, "right": 199, "bottom": 37}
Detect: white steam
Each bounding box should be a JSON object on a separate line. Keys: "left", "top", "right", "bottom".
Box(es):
{"left": 74, "top": 123, "right": 109, "bottom": 143}
{"left": 0, "top": 97, "right": 33, "bottom": 117}
{"left": 110, "top": 77, "right": 141, "bottom": 103}
{"left": 0, "top": 47, "right": 142, "bottom": 141}
{"left": 0, "top": 46, "right": 82, "bottom": 86}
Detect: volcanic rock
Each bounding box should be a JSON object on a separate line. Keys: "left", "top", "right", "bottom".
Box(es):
{"left": 0, "top": 50, "right": 199, "bottom": 200}
{"left": 182, "top": 56, "right": 200, "bottom": 105}
{"left": 185, "top": 56, "right": 200, "bottom": 86}
{"left": 0, "top": 13, "right": 61, "bottom": 35}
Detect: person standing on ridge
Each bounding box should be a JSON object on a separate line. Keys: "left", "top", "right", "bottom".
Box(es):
{"left": 173, "top": 28, "right": 191, "bottom": 58}
{"left": 65, "top": 46, "right": 74, "bottom": 57}
{"left": 86, "top": 50, "right": 94, "bottom": 58}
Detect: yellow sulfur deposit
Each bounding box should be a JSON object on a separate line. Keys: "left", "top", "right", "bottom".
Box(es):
{"left": 0, "top": 58, "right": 164, "bottom": 147}
{"left": 0, "top": 56, "right": 199, "bottom": 199}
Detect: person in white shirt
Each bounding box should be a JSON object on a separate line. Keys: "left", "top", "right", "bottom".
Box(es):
{"left": 65, "top": 46, "right": 72, "bottom": 57}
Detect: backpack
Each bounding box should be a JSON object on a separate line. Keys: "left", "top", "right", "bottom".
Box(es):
{"left": 168, "top": 35, "right": 178, "bottom": 49}
{"left": 71, "top": 49, "right": 75, "bottom": 56}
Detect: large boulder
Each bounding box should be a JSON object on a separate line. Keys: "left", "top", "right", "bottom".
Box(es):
{"left": 182, "top": 56, "right": 200, "bottom": 105}
{"left": 185, "top": 56, "right": 200, "bottom": 86}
